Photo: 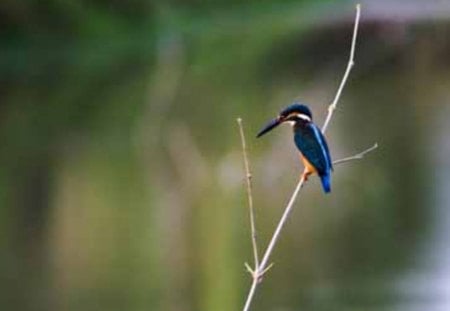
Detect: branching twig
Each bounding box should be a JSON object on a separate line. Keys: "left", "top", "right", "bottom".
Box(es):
{"left": 240, "top": 4, "right": 363, "bottom": 311}
{"left": 242, "top": 175, "right": 306, "bottom": 311}
{"left": 333, "top": 143, "right": 378, "bottom": 166}
{"left": 237, "top": 118, "right": 260, "bottom": 272}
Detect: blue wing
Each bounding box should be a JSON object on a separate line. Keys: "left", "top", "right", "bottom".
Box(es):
{"left": 293, "top": 123, "right": 332, "bottom": 175}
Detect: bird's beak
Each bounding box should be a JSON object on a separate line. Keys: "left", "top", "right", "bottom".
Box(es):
{"left": 256, "top": 116, "right": 282, "bottom": 138}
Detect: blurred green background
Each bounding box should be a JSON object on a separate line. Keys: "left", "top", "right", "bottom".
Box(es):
{"left": 2, "top": 0, "right": 450, "bottom": 310}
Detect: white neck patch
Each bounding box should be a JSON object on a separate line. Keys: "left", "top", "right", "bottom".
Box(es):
{"left": 296, "top": 113, "right": 311, "bottom": 122}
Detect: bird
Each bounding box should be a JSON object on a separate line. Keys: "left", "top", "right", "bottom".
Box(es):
{"left": 257, "top": 102, "right": 333, "bottom": 193}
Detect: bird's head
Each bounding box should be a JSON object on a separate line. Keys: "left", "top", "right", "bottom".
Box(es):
{"left": 257, "top": 103, "right": 312, "bottom": 138}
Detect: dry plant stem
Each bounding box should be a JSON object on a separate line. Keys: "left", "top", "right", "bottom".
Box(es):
{"left": 322, "top": 4, "right": 361, "bottom": 134}
{"left": 237, "top": 118, "right": 260, "bottom": 270}
{"left": 333, "top": 143, "right": 378, "bottom": 166}
{"left": 241, "top": 5, "right": 362, "bottom": 311}
{"left": 243, "top": 175, "right": 306, "bottom": 311}
{"left": 258, "top": 173, "right": 305, "bottom": 271}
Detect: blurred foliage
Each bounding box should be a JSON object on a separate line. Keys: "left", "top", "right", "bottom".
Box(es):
{"left": 1, "top": 1, "right": 450, "bottom": 311}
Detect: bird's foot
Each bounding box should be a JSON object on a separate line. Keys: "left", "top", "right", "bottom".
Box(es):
{"left": 301, "top": 171, "right": 312, "bottom": 181}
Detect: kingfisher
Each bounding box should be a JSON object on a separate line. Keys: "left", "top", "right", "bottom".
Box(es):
{"left": 257, "top": 103, "right": 333, "bottom": 193}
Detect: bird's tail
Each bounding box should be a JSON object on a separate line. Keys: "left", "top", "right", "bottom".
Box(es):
{"left": 320, "top": 174, "right": 331, "bottom": 193}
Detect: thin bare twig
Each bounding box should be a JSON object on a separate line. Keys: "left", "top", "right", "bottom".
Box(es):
{"left": 237, "top": 118, "right": 260, "bottom": 272}
{"left": 333, "top": 143, "right": 378, "bottom": 165}
{"left": 241, "top": 4, "right": 362, "bottom": 311}
{"left": 322, "top": 3, "right": 361, "bottom": 134}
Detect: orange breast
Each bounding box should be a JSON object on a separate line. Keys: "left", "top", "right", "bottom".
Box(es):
{"left": 300, "top": 153, "right": 317, "bottom": 174}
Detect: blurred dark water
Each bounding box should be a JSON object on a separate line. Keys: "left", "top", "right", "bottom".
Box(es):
{"left": 1, "top": 1, "right": 450, "bottom": 310}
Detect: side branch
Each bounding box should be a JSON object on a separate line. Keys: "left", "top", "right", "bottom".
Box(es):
{"left": 333, "top": 143, "right": 378, "bottom": 165}
{"left": 237, "top": 118, "right": 260, "bottom": 271}
{"left": 322, "top": 4, "right": 361, "bottom": 134}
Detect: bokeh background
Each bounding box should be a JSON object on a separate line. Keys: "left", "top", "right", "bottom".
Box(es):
{"left": 2, "top": 0, "right": 450, "bottom": 310}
